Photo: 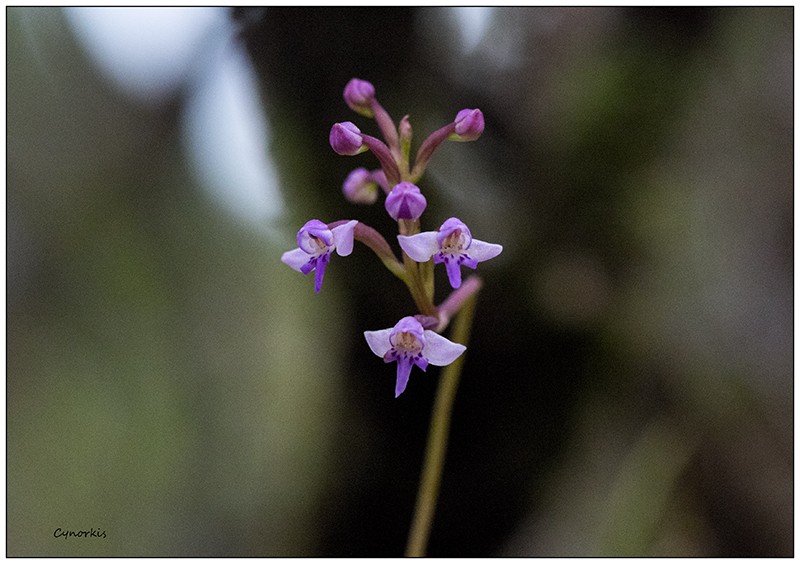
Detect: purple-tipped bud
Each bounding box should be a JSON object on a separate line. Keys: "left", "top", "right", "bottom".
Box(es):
{"left": 450, "top": 108, "right": 485, "bottom": 142}
{"left": 330, "top": 122, "right": 367, "bottom": 156}
{"left": 399, "top": 115, "right": 413, "bottom": 144}
{"left": 385, "top": 182, "right": 427, "bottom": 221}
{"left": 342, "top": 167, "right": 379, "bottom": 204}
{"left": 344, "top": 78, "right": 376, "bottom": 117}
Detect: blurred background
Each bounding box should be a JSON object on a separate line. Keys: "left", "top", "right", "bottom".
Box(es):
{"left": 7, "top": 6, "right": 793, "bottom": 556}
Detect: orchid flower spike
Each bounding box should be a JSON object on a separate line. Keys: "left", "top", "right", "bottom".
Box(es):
{"left": 364, "top": 316, "right": 466, "bottom": 397}
{"left": 281, "top": 219, "right": 358, "bottom": 293}
{"left": 398, "top": 217, "right": 502, "bottom": 289}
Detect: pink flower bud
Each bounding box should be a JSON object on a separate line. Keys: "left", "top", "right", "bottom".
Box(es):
{"left": 342, "top": 167, "right": 379, "bottom": 204}
{"left": 450, "top": 108, "right": 484, "bottom": 142}
{"left": 330, "top": 122, "right": 367, "bottom": 156}
{"left": 399, "top": 115, "right": 413, "bottom": 144}
{"left": 385, "top": 182, "right": 427, "bottom": 221}
{"left": 343, "top": 78, "right": 376, "bottom": 117}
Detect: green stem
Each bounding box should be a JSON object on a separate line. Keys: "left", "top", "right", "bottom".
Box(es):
{"left": 397, "top": 219, "right": 437, "bottom": 318}
{"left": 404, "top": 272, "right": 437, "bottom": 318}
{"left": 405, "top": 291, "right": 478, "bottom": 557}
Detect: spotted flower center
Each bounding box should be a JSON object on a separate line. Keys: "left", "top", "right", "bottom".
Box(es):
{"left": 440, "top": 230, "right": 467, "bottom": 255}
{"left": 391, "top": 331, "right": 423, "bottom": 355}
{"left": 308, "top": 235, "right": 331, "bottom": 256}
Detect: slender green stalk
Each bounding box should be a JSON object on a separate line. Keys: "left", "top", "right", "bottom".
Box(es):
{"left": 405, "top": 291, "right": 478, "bottom": 557}
{"left": 397, "top": 219, "right": 438, "bottom": 318}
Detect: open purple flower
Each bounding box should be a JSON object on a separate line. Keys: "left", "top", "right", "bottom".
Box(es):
{"left": 281, "top": 219, "right": 358, "bottom": 293}
{"left": 364, "top": 316, "right": 466, "bottom": 397}
{"left": 397, "top": 217, "right": 502, "bottom": 289}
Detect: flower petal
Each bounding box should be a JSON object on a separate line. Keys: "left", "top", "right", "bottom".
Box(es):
{"left": 313, "top": 253, "right": 330, "bottom": 293}
{"left": 281, "top": 248, "right": 311, "bottom": 273}
{"left": 364, "top": 328, "right": 393, "bottom": 358}
{"left": 332, "top": 220, "right": 358, "bottom": 256}
{"left": 422, "top": 331, "right": 466, "bottom": 366}
{"left": 297, "top": 219, "right": 332, "bottom": 252}
{"left": 391, "top": 316, "right": 426, "bottom": 344}
{"left": 395, "top": 357, "right": 414, "bottom": 397}
{"left": 461, "top": 255, "right": 479, "bottom": 270}
{"left": 398, "top": 231, "right": 439, "bottom": 262}
{"left": 467, "top": 239, "right": 503, "bottom": 263}
{"left": 330, "top": 122, "right": 366, "bottom": 156}
{"left": 300, "top": 257, "right": 317, "bottom": 275}
{"left": 436, "top": 217, "right": 471, "bottom": 248}
{"left": 444, "top": 257, "right": 463, "bottom": 289}
{"left": 385, "top": 182, "right": 427, "bottom": 221}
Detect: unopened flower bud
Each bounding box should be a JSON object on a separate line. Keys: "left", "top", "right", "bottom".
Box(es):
{"left": 385, "top": 182, "right": 427, "bottom": 221}
{"left": 450, "top": 108, "right": 484, "bottom": 142}
{"left": 343, "top": 78, "right": 376, "bottom": 117}
{"left": 330, "top": 122, "right": 367, "bottom": 156}
{"left": 342, "top": 167, "right": 379, "bottom": 204}
{"left": 399, "top": 115, "right": 413, "bottom": 144}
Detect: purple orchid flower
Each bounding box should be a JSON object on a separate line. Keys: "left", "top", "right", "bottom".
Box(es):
{"left": 364, "top": 316, "right": 466, "bottom": 397}
{"left": 397, "top": 217, "right": 502, "bottom": 289}
{"left": 281, "top": 219, "right": 358, "bottom": 293}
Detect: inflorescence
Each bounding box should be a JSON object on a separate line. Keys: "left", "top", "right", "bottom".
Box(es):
{"left": 282, "top": 78, "right": 502, "bottom": 396}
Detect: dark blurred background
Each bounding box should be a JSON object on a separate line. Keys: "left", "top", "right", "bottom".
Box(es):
{"left": 7, "top": 6, "right": 792, "bottom": 556}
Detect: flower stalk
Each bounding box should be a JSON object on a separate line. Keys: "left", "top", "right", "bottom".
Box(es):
{"left": 405, "top": 287, "right": 478, "bottom": 557}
